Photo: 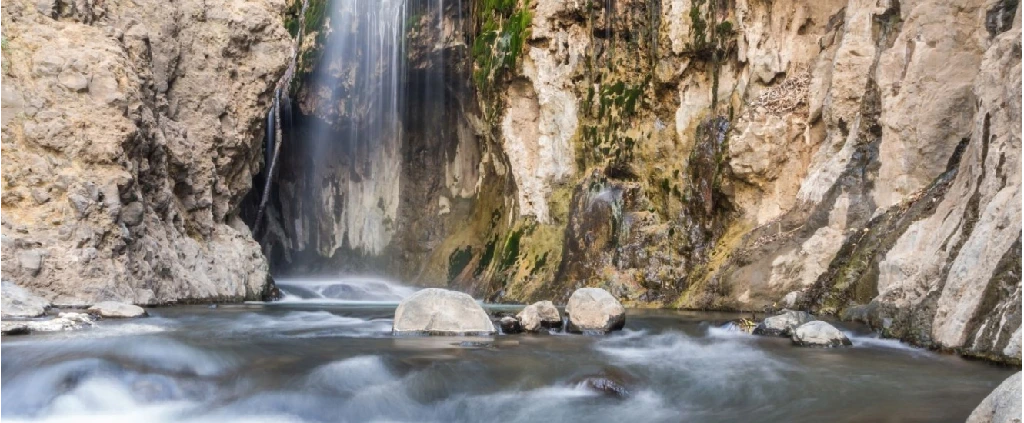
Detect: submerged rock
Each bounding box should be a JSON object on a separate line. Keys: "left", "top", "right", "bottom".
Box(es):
{"left": 499, "top": 316, "right": 523, "bottom": 334}
{"left": 753, "top": 310, "right": 815, "bottom": 337}
{"left": 1, "top": 281, "right": 51, "bottom": 318}
{"left": 392, "top": 289, "right": 495, "bottom": 335}
{"left": 516, "top": 301, "right": 562, "bottom": 332}
{"left": 0, "top": 312, "right": 94, "bottom": 335}
{"left": 87, "top": 301, "right": 148, "bottom": 318}
{"left": 791, "top": 321, "right": 852, "bottom": 348}
{"left": 574, "top": 377, "right": 631, "bottom": 399}
{"left": 565, "top": 288, "right": 625, "bottom": 333}
{"left": 966, "top": 372, "right": 1022, "bottom": 423}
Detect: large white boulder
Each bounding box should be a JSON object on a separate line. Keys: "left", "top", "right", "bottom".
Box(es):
{"left": 565, "top": 288, "right": 625, "bottom": 333}
{"left": 516, "top": 300, "right": 562, "bottom": 332}
{"left": 791, "top": 321, "right": 852, "bottom": 348}
{"left": 392, "top": 288, "right": 495, "bottom": 335}
{"left": 87, "top": 301, "right": 148, "bottom": 318}
{"left": 966, "top": 372, "right": 1022, "bottom": 423}
{"left": 753, "top": 310, "right": 815, "bottom": 337}
{"left": 1, "top": 281, "right": 50, "bottom": 318}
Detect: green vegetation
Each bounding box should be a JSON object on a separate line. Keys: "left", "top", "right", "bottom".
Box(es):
{"left": 448, "top": 246, "right": 474, "bottom": 282}
{"left": 284, "top": 0, "right": 328, "bottom": 38}
{"left": 472, "top": 0, "right": 532, "bottom": 97}
{"left": 580, "top": 77, "right": 649, "bottom": 171}
{"left": 685, "top": 0, "right": 735, "bottom": 107}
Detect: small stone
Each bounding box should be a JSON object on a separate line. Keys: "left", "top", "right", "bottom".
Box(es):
{"left": 57, "top": 71, "right": 90, "bottom": 92}
{"left": 516, "top": 300, "right": 562, "bottom": 332}
{"left": 119, "top": 201, "right": 145, "bottom": 226}
{"left": 68, "top": 192, "right": 92, "bottom": 217}
{"left": 565, "top": 288, "right": 626, "bottom": 333}
{"left": 499, "top": 316, "right": 523, "bottom": 334}
{"left": 791, "top": 321, "right": 852, "bottom": 348}
{"left": 87, "top": 301, "right": 148, "bottom": 318}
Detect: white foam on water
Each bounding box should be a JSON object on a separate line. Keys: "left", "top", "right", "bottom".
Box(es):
{"left": 843, "top": 331, "right": 927, "bottom": 353}
{"left": 274, "top": 277, "right": 417, "bottom": 305}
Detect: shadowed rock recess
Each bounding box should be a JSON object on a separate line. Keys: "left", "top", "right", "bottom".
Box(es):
{"left": 3, "top": 0, "right": 1021, "bottom": 365}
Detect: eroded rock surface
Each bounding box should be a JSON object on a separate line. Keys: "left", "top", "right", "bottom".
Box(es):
{"left": 0, "top": 0, "right": 289, "bottom": 305}
{"left": 1, "top": 281, "right": 50, "bottom": 318}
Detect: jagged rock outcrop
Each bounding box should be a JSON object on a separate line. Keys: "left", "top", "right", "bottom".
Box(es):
{"left": 0, "top": 0, "right": 290, "bottom": 304}
{"left": 467, "top": 0, "right": 1021, "bottom": 363}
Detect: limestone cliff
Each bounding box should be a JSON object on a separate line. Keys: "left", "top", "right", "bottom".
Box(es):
{"left": 456, "top": 0, "right": 1021, "bottom": 363}
{"left": 0, "top": 0, "right": 290, "bottom": 305}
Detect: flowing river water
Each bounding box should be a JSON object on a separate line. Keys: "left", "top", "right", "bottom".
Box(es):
{"left": 1, "top": 278, "right": 1014, "bottom": 423}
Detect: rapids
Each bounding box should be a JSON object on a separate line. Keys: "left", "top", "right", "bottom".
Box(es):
{"left": 0, "top": 279, "right": 1014, "bottom": 423}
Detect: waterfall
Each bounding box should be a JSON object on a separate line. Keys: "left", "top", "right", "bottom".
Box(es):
{"left": 300, "top": 0, "right": 408, "bottom": 256}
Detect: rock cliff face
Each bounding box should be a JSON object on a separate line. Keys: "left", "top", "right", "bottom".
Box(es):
{"left": 0, "top": 0, "right": 290, "bottom": 304}
{"left": 444, "top": 0, "right": 1020, "bottom": 363}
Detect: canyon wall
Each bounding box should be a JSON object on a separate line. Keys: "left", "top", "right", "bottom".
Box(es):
{"left": 439, "top": 0, "right": 1020, "bottom": 363}
{"left": 0, "top": 0, "right": 289, "bottom": 304}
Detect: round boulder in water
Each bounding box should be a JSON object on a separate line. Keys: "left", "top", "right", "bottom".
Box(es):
{"left": 516, "top": 301, "right": 562, "bottom": 332}
{"left": 392, "top": 288, "right": 495, "bottom": 335}
{"left": 565, "top": 288, "right": 625, "bottom": 333}
{"left": 753, "top": 310, "right": 814, "bottom": 337}
{"left": 791, "top": 321, "right": 852, "bottom": 347}
{"left": 87, "top": 301, "right": 148, "bottom": 318}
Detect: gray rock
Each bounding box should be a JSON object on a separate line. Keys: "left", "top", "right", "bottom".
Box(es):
{"left": 119, "top": 202, "right": 145, "bottom": 226}
{"left": 967, "top": 372, "right": 1022, "bottom": 423}
{"left": 753, "top": 310, "right": 815, "bottom": 337}
{"left": 516, "top": 300, "right": 562, "bottom": 332}
{"left": 17, "top": 250, "right": 43, "bottom": 277}
{"left": 392, "top": 288, "right": 495, "bottom": 335}
{"left": 498, "top": 316, "right": 523, "bottom": 334}
{"left": 1, "top": 281, "right": 50, "bottom": 317}
{"left": 565, "top": 288, "right": 626, "bottom": 333}
{"left": 87, "top": 301, "right": 148, "bottom": 318}
{"left": 791, "top": 321, "right": 852, "bottom": 348}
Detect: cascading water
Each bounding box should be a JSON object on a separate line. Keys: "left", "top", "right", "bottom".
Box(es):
{"left": 297, "top": 0, "right": 408, "bottom": 257}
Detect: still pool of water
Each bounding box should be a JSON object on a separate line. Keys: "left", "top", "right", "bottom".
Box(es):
{"left": 0, "top": 278, "right": 1015, "bottom": 423}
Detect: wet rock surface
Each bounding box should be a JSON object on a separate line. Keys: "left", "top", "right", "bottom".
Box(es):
{"left": 791, "top": 321, "right": 853, "bottom": 348}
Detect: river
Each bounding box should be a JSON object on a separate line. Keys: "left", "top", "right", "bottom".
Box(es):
{"left": 1, "top": 278, "right": 1013, "bottom": 423}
